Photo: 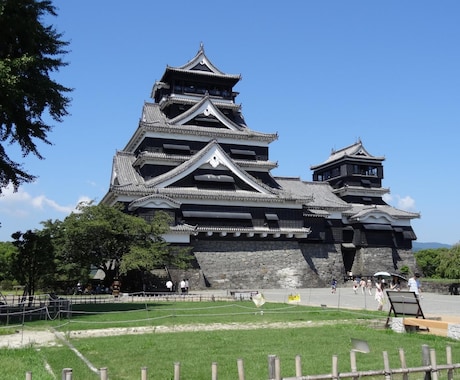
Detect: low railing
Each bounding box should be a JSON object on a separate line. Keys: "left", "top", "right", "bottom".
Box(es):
{"left": 0, "top": 292, "right": 234, "bottom": 325}
{"left": 23, "top": 345, "right": 459, "bottom": 379}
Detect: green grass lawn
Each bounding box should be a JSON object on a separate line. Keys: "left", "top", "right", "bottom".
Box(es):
{"left": 1, "top": 301, "right": 460, "bottom": 379}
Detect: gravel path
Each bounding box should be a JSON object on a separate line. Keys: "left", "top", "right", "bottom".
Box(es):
{"left": 0, "top": 320, "right": 352, "bottom": 349}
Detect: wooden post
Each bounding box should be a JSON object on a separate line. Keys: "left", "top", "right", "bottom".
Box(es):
{"left": 99, "top": 367, "right": 107, "bottom": 380}
{"left": 383, "top": 351, "right": 391, "bottom": 380}
{"left": 25, "top": 371, "right": 32, "bottom": 380}
{"left": 430, "top": 349, "right": 438, "bottom": 380}
{"left": 350, "top": 350, "right": 358, "bottom": 380}
{"left": 212, "top": 362, "right": 218, "bottom": 380}
{"left": 174, "top": 362, "right": 180, "bottom": 380}
{"left": 446, "top": 346, "right": 453, "bottom": 380}
{"left": 422, "top": 344, "right": 431, "bottom": 380}
{"left": 275, "top": 356, "right": 281, "bottom": 380}
{"left": 141, "top": 366, "right": 148, "bottom": 380}
{"left": 332, "top": 355, "right": 338, "bottom": 380}
{"left": 295, "top": 355, "right": 302, "bottom": 377}
{"left": 237, "top": 358, "right": 245, "bottom": 380}
{"left": 399, "top": 348, "right": 409, "bottom": 380}
{"left": 62, "top": 368, "right": 72, "bottom": 380}
{"left": 268, "top": 355, "right": 276, "bottom": 380}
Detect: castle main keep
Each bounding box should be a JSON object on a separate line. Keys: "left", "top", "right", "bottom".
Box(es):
{"left": 101, "top": 46, "right": 419, "bottom": 289}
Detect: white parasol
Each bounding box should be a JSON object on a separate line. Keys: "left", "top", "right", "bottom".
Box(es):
{"left": 373, "top": 271, "right": 391, "bottom": 277}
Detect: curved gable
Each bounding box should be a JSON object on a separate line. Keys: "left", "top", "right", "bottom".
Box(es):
{"left": 169, "top": 96, "right": 244, "bottom": 131}
{"left": 128, "top": 194, "right": 181, "bottom": 211}
{"left": 145, "top": 141, "right": 275, "bottom": 194}
{"left": 176, "top": 44, "right": 225, "bottom": 75}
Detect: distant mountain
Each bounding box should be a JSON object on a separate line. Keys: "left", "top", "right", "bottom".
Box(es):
{"left": 412, "top": 242, "right": 452, "bottom": 252}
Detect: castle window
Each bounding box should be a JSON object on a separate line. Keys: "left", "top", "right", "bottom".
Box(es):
{"left": 353, "top": 165, "right": 378, "bottom": 176}
{"left": 194, "top": 174, "right": 235, "bottom": 183}
{"left": 265, "top": 213, "right": 279, "bottom": 221}
{"left": 363, "top": 224, "right": 393, "bottom": 231}
{"left": 182, "top": 211, "right": 251, "bottom": 219}
{"left": 230, "top": 149, "right": 256, "bottom": 160}
{"left": 163, "top": 144, "right": 191, "bottom": 154}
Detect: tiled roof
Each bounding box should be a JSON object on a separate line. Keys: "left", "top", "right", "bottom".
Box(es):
{"left": 344, "top": 204, "right": 420, "bottom": 220}
{"left": 165, "top": 67, "right": 241, "bottom": 81}
{"left": 133, "top": 151, "right": 278, "bottom": 171}
{"left": 141, "top": 102, "right": 167, "bottom": 124}
{"left": 159, "top": 94, "right": 241, "bottom": 111}
{"left": 311, "top": 140, "right": 385, "bottom": 169}
{"left": 161, "top": 45, "right": 241, "bottom": 82}
{"left": 192, "top": 226, "right": 311, "bottom": 235}
{"left": 274, "top": 177, "right": 350, "bottom": 210}
{"left": 112, "top": 152, "right": 143, "bottom": 186}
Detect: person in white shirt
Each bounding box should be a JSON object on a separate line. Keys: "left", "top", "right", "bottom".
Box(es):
{"left": 408, "top": 273, "right": 421, "bottom": 297}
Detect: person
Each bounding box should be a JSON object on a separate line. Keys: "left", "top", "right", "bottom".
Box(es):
{"left": 374, "top": 282, "right": 385, "bottom": 311}
{"left": 76, "top": 281, "right": 83, "bottom": 295}
{"left": 390, "top": 277, "right": 401, "bottom": 291}
{"left": 180, "top": 279, "right": 186, "bottom": 293}
{"left": 408, "top": 273, "right": 421, "bottom": 298}
{"left": 111, "top": 278, "right": 121, "bottom": 298}
{"left": 366, "top": 278, "right": 373, "bottom": 295}
{"left": 166, "top": 280, "right": 173, "bottom": 292}
{"left": 352, "top": 278, "right": 359, "bottom": 294}
{"left": 359, "top": 278, "right": 366, "bottom": 294}
{"left": 331, "top": 278, "right": 337, "bottom": 293}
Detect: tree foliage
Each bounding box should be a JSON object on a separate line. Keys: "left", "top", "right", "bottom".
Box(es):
{"left": 11, "top": 229, "right": 55, "bottom": 296}
{"left": 57, "top": 202, "right": 187, "bottom": 286}
{"left": 436, "top": 244, "right": 460, "bottom": 279}
{"left": 0, "top": 0, "right": 72, "bottom": 192}
{"left": 0, "top": 241, "right": 16, "bottom": 283}
{"left": 414, "top": 248, "right": 445, "bottom": 278}
{"left": 119, "top": 211, "right": 191, "bottom": 275}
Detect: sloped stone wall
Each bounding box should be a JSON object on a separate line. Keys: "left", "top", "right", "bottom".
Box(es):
{"left": 190, "top": 240, "right": 344, "bottom": 289}
{"left": 169, "top": 241, "right": 417, "bottom": 290}
{"left": 351, "top": 247, "right": 417, "bottom": 277}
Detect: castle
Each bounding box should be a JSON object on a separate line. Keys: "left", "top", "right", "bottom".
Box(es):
{"left": 101, "top": 45, "right": 419, "bottom": 289}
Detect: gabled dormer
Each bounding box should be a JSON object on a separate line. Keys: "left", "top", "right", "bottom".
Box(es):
{"left": 152, "top": 44, "right": 241, "bottom": 104}
{"left": 311, "top": 140, "right": 387, "bottom": 204}
{"left": 311, "top": 140, "right": 384, "bottom": 188}
{"left": 169, "top": 96, "right": 246, "bottom": 131}
{"left": 145, "top": 140, "right": 278, "bottom": 195}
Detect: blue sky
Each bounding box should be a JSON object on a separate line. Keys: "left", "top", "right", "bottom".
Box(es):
{"left": 1, "top": 1, "right": 459, "bottom": 245}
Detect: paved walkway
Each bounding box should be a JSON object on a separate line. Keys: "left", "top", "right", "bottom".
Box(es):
{"left": 193, "top": 287, "right": 460, "bottom": 322}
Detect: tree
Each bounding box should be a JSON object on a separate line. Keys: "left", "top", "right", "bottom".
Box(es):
{"left": 436, "top": 244, "right": 460, "bottom": 279}
{"left": 119, "top": 211, "right": 191, "bottom": 274}
{"left": 0, "top": 0, "right": 72, "bottom": 192}
{"left": 0, "top": 241, "right": 16, "bottom": 284}
{"left": 11, "top": 229, "right": 55, "bottom": 297}
{"left": 59, "top": 202, "right": 188, "bottom": 288}
{"left": 40, "top": 218, "right": 82, "bottom": 292}
{"left": 414, "top": 248, "right": 445, "bottom": 278}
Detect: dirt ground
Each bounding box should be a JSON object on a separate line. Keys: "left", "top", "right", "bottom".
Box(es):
{"left": 0, "top": 320, "right": 344, "bottom": 349}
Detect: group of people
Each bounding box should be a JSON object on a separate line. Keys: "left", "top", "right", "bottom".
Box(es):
{"left": 166, "top": 279, "right": 189, "bottom": 294}
{"left": 376, "top": 273, "right": 422, "bottom": 311}
{"left": 350, "top": 277, "right": 374, "bottom": 295}
{"left": 331, "top": 273, "right": 422, "bottom": 311}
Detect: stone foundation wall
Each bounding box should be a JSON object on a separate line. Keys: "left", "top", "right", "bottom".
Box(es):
{"left": 170, "top": 241, "right": 417, "bottom": 290}
{"left": 189, "top": 240, "right": 343, "bottom": 289}
{"left": 351, "top": 247, "right": 416, "bottom": 277}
